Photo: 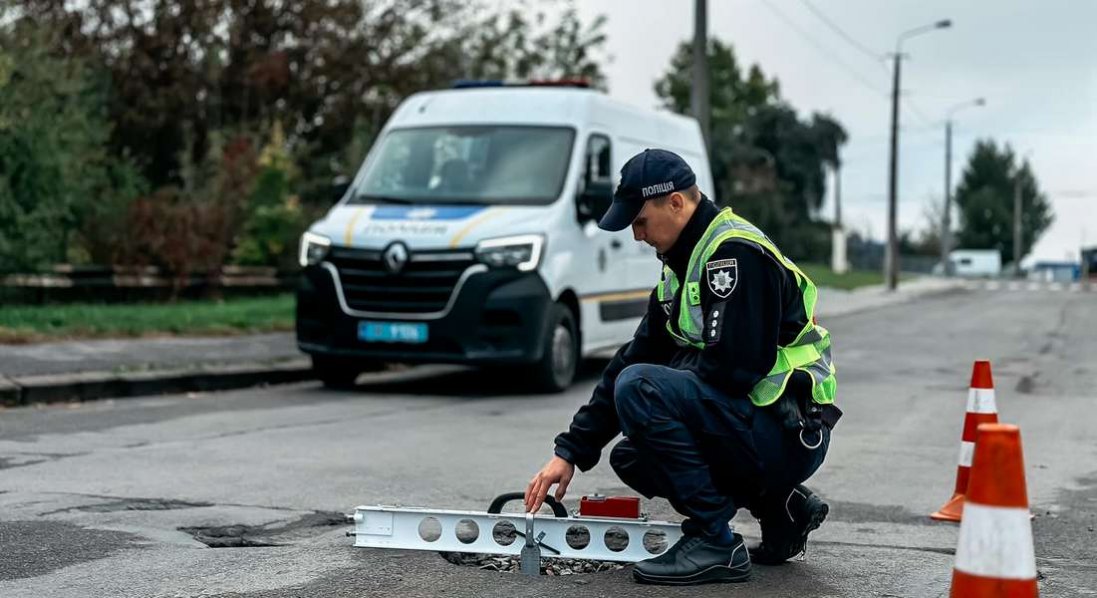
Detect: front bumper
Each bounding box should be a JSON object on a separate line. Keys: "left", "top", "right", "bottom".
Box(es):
{"left": 296, "top": 262, "right": 553, "bottom": 365}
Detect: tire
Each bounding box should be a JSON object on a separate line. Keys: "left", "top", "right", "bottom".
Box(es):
{"left": 311, "top": 355, "right": 362, "bottom": 390}
{"left": 528, "top": 303, "right": 580, "bottom": 393}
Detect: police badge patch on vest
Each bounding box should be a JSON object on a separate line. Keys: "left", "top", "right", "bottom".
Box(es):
{"left": 706, "top": 258, "right": 738, "bottom": 298}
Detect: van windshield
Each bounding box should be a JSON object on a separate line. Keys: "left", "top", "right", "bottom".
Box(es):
{"left": 349, "top": 126, "right": 576, "bottom": 205}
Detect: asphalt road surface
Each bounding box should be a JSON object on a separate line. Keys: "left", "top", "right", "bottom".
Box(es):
{"left": 1, "top": 288, "right": 1095, "bottom": 597}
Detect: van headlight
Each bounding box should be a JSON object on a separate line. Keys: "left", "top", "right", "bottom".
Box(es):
{"left": 475, "top": 234, "right": 544, "bottom": 272}
{"left": 298, "top": 232, "right": 332, "bottom": 267}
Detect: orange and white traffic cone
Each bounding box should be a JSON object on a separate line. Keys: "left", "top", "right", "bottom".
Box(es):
{"left": 932, "top": 360, "right": 999, "bottom": 522}
{"left": 950, "top": 423, "right": 1038, "bottom": 597}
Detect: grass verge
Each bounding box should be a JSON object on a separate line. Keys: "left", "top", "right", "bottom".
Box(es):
{"left": 799, "top": 263, "right": 892, "bottom": 291}
{"left": 0, "top": 294, "right": 295, "bottom": 344}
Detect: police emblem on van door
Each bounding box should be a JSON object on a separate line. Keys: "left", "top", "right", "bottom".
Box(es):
{"left": 383, "top": 242, "right": 409, "bottom": 274}
{"left": 706, "top": 258, "right": 738, "bottom": 298}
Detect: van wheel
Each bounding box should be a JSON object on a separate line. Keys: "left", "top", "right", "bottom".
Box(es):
{"left": 312, "top": 355, "right": 361, "bottom": 390}
{"left": 530, "top": 303, "right": 579, "bottom": 393}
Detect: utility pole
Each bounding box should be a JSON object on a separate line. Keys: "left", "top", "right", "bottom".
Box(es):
{"left": 885, "top": 52, "right": 902, "bottom": 290}
{"left": 1013, "top": 174, "right": 1023, "bottom": 277}
{"left": 835, "top": 161, "right": 843, "bottom": 227}
{"left": 831, "top": 162, "right": 848, "bottom": 274}
{"left": 941, "top": 98, "right": 985, "bottom": 277}
{"left": 885, "top": 19, "right": 951, "bottom": 290}
{"left": 941, "top": 119, "right": 953, "bottom": 275}
{"left": 691, "top": 0, "right": 710, "bottom": 152}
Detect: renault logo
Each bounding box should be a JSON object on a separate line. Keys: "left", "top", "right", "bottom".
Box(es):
{"left": 382, "top": 242, "right": 409, "bottom": 274}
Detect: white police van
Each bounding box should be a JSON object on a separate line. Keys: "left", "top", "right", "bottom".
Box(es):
{"left": 297, "top": 81, "right": 713, "bottom": 391}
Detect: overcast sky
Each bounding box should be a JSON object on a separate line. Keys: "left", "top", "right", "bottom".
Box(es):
{"left": 570, "top": 0, "right": 1097, "bottom": 263}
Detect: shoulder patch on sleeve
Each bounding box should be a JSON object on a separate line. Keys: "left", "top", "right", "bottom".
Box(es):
{"left": 706, "top": 258, "right": 739, "bottom": 299}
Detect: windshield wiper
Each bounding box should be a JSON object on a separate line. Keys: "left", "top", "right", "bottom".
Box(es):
{"left": 352, "top": 194, "right": 499, "bottom": 206}
{"left": 353, "top": 194, "right": 416, "bottom": 204}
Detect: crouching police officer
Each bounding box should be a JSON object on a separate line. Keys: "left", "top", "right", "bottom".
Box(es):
{"left": 524, "top": 149, "right": 842, "bottom": 586}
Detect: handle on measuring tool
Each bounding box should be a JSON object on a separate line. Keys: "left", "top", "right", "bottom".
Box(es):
{"left": 486, "top": 492, "right": 569, "bottom": 518}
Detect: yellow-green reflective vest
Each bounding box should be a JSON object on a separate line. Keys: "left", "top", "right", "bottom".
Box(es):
{"left": 656, "top": 208, "right": 837, "bottom": 407}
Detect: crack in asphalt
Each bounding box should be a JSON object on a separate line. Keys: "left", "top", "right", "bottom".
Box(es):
{"left": 0, "top": 452, "right": 87, "bottom": 471}
{"left": 1, "top": 399, "right": 462, "bottom": 474}
{"left": 38, "top": 497, "right": 215, "bottom": 516}
{"left": 91, "top": 398, "right": 462, "bottom": 454}
{"left": 813, "top": 539, "right": 955, "bottom": 556}
{"left": 29, "top": 491, "right": 312, "bottom": 514}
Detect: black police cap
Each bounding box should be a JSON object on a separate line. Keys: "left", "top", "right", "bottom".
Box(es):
{"left": 598, "top": 149, "right": 698, "bottom": 232}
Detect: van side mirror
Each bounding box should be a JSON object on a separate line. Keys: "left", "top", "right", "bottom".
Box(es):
{"left": 577, "top": 180, "right": 613, "bottom": 223}
{"left": 331, "top": 175, "right": 351, "bottom": 204}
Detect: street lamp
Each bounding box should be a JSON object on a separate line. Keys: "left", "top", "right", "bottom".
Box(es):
{"left": 885, "top": 18, "right": 952, "bottom": 290}
{"left": 941, "top": 97, "right": 986, "bottom": 276}
{"left": 1013, "top": 149, "right": 1034, "bottom": 278}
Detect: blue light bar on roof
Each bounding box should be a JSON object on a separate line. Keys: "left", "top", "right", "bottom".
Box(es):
{"left": 452, "top": 80, "right": 506, "bottom": 89}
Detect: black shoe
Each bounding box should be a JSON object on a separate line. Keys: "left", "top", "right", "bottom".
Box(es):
{"left": 749, "top": 484, "right": 829, "bottom": 565}
{"left": 632, "top": 532, "right": 751, "bottom": 586}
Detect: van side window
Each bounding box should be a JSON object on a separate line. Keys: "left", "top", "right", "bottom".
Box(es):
{"left": 585, "top": 135, "right": 612, "bottom": 186}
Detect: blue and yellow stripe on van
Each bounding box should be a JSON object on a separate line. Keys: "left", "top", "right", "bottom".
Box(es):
{"left": 449, "top": 207, "right": 507, "bottom": 248}
{"left": 370, "top": 205, "right": 487, "bottom": 221}
{"left": 343, "top": 206, "right": 372, "bottom": 245}
{"left": 340, "top": 204, "right": 504, "bottom": 248}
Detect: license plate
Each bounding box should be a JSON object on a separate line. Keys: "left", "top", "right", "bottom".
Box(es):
{"left": 358, "top": 321, "right": 429, "bottom": 344}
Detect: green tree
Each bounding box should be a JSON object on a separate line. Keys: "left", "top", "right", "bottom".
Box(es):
{"left": 954, "top": 140, "right": 1053, "bottom": 266}
{"left": 655, "top": 40, "right": 779, "bottom": 203}
{"left": 0, "top": 25, "right": 143, "bottom": 272}
{"left": 654, "top": 39, "right": 847, "bottom": 260}
{"left": 462, "top": 1, "right": 609, "bottom": 89}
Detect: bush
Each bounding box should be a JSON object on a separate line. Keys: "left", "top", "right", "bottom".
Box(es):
{"left": 232, "top": 193, "right": 310, "bottom": 271}
{"left": 231, "top": 122, "right": 313, "bottom": 270}
{"left": 120, "top": 135, "right": 258, "bottom": 294}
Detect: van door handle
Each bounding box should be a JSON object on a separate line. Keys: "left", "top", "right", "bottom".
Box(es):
{"left": 610, "top": 239, "right": 622, "bottom": 250}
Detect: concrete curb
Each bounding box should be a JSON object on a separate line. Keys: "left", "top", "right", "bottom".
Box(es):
{"left": 816, "top": 279, "right": 969, "bottom": 319}
{"left": 0, "top": 375, "right": 20, "bottom": 407}
{"left": 1, "top": 358, "right": 314, "bottom": 407}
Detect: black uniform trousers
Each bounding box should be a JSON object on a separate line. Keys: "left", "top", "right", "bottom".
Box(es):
{"left": 609, "top": 363, "right": 829, "bottom": 538}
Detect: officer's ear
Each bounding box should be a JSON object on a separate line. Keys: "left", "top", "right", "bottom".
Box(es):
{"left": 667, "top": 191, "right": 687, "bottom": 214}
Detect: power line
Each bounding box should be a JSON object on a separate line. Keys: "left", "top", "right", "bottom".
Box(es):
{"left": 796, "top": 0, "right": 888, "bottom": 72}
{"left": 789, "top": 0, "right": 945, "bottom": 130}
{"left": 1048, "top": 190, "right": 1097, "bottom": 198}
{"left": 758, "top": 0, "right": 889, "bottom": 99}
{"left": 905, "top": 98, "right": 935, "bottom": 127}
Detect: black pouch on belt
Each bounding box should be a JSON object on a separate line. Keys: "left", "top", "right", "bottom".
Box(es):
{"left": 773, "top": 371, "right": 842, "bottom": 434}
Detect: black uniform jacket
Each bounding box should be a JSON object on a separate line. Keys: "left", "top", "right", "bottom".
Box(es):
{"left": 554, "top": 197, "right": 810, "bottom": 472}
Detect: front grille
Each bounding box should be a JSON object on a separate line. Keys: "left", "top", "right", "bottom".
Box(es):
{"left": 326, "top": 246, "right": 477, "bottom": 314}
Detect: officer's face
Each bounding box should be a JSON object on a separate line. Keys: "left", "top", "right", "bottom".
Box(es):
{"left": 631, "top": 192, "right": 692, "bottom": 254}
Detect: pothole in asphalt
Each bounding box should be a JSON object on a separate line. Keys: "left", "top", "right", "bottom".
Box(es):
{"left": 180, "top": 511, "right": 345, "bottom": 548}
{"left": 1016, "top": 374, "right": 1038, "bottom": 394}
{"left": 180, "top": 524, "right": 282, "bottom": 548}
{"left": 438, "top": 525, "right": 669, "bottom": 575}
{"left": 825, "top": 500, "right": 931, "bottom": 526}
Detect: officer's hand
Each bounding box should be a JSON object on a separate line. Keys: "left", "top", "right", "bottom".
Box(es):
{"left": 524, "top": 456, "right": 575, "bottom": 513}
